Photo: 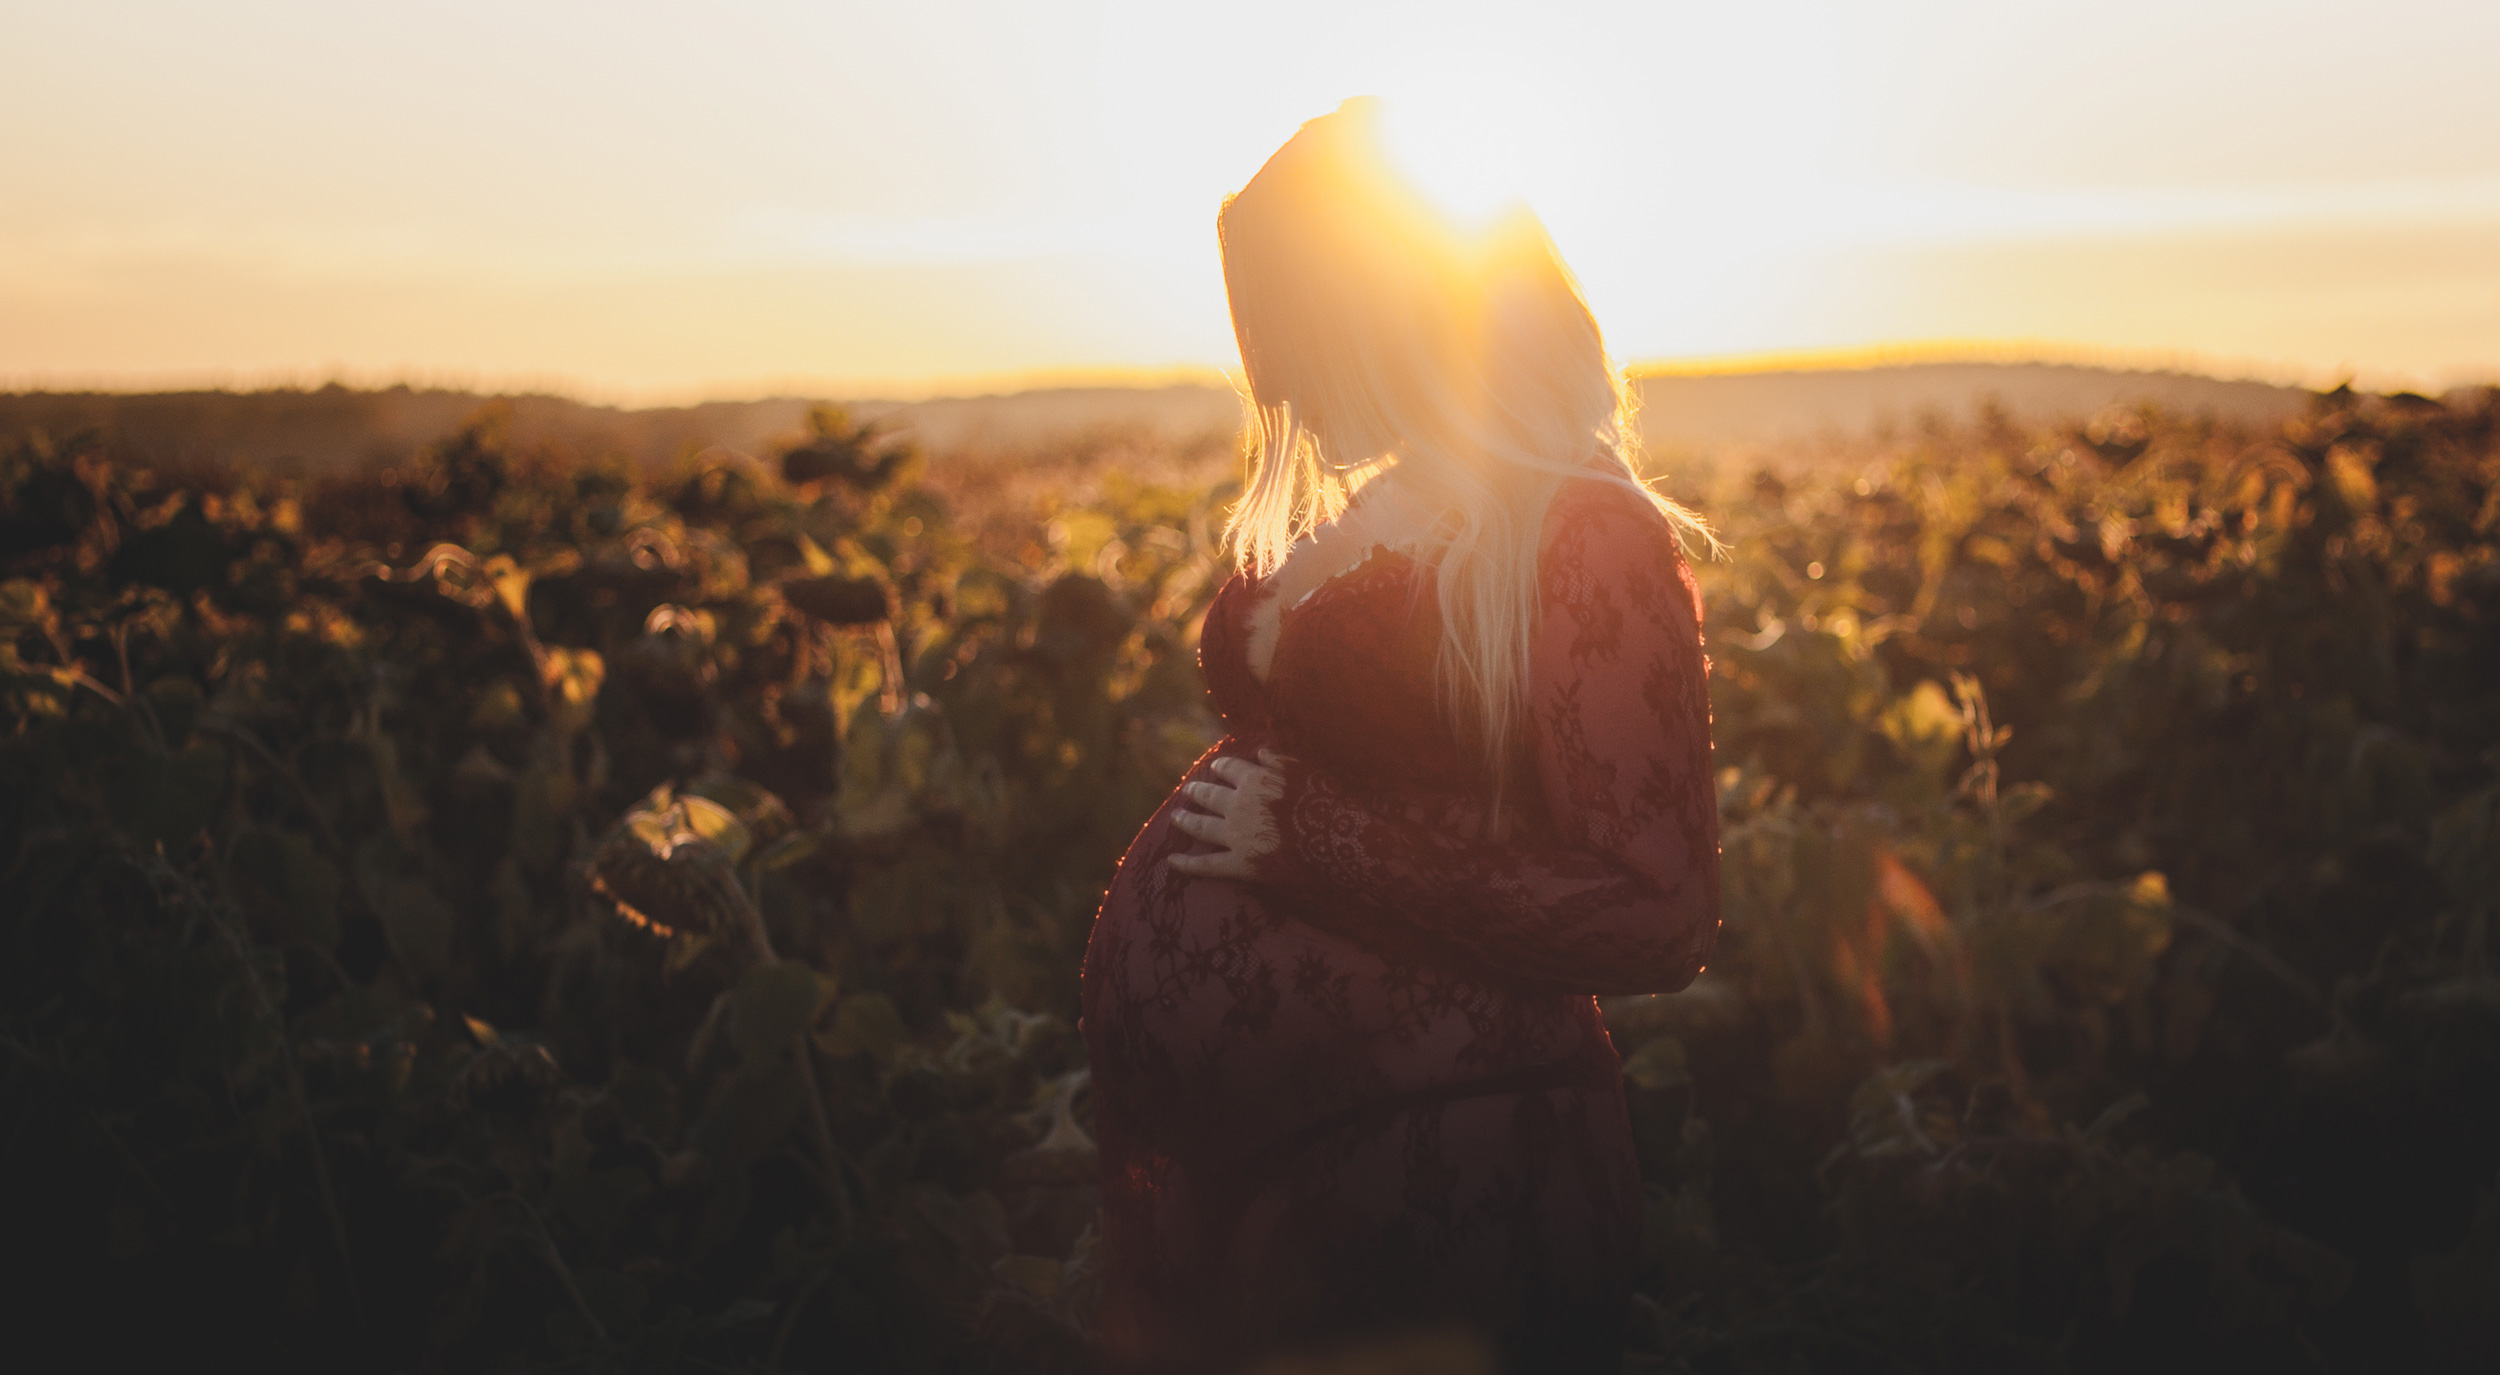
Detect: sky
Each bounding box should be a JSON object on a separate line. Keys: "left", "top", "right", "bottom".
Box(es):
{"left": 3, "top": 0, "right": 2496, "bottom": 401}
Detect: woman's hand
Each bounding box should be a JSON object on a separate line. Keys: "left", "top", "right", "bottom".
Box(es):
{"left": 1167, "top": 750, "right": 1290, "bottom": 880}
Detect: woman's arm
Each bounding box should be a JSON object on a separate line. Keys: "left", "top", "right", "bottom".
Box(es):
{"left": 1251, "top": 481, "right": 1721, "bottom": 996}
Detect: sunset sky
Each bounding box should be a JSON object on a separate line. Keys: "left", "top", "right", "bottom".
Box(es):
{"left": 5, "top": 0, "right": 2495, "bottom": 401}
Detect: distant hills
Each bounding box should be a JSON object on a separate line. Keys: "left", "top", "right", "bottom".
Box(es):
{"left": 1629, "top": 361, "right": 2314, "bottom": 457}
{"left": 0, "top": 362, "right": 2345, "bottom": 477}
{"left": 0, "top": 383, "right": 1246, "bottom": 477}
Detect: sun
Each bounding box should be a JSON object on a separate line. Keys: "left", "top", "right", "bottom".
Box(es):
{"left": 1371, "top": 90, "right": 1543, "bottom": 233}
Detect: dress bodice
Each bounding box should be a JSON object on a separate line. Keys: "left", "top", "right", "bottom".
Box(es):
{"left": 1200, "top": 549, "right": 1490, "bottom": 794}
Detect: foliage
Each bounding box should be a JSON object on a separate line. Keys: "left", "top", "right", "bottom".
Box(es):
{"left": 1, "top": 387, "right": 2495, "bottom": 1371}
{"left": 1609, "top": 388, "right": 2500, "bottom": 1372}
{"left": 0, "top": 406, "right": 1210, "bottom": 1371}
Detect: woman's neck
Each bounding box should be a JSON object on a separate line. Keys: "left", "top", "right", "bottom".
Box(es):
{"left": 1243, "top": 465, "right": 1444, "bottom": 682}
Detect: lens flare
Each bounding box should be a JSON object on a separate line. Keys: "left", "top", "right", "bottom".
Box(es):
{"left": 1374, "top": 94, "right": 1533, "bottom": 232}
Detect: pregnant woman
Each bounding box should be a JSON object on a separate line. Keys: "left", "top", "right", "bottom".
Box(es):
{"left": 1079, "top": 99, "right": 1722, "bottom": 1372}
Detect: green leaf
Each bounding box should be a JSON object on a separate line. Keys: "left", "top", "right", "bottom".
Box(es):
{"left": 0, "top": 578, "right": 51, "bottom": 630}
{"left": 952, "top": 566, "right": 1018, "bottom": 621}
{"left": 377, "top": 876, "right": 457, "bottom": 981}
{"left": 965, "top": 919, "right": 1061, "bottom": 1012}
{"left": 541, "top": 647, "right": 604, "bottom": 734}
{"left": 1621, "top": 1037, "right": 1691, "bottom": 1093}
{"left": 227, "top": 826, "right": 341, "bottom": 953}
{"left": 675, "top": 795, "right": 753, "bottom": 866}
{"left": 573, "top": 1267, "right": 647, "bottom": 1333}
{"left": 815, "top": 991, "right": 908, "bottom": 1064}
{"left": 107, "top": 739, "right": 229, "bottom": 850}
{"left": 993, "top": 1254, "right": 1062, "bottom": 1304}
{"left": 140, "top": 677, "right": 202, "bottom": 747}
{"left": 2034, "top": 873, "right": 2175, "bottom": 1007}
{"left": 687, "top": 1063, "right": 803, "bottom": 1171}
{"left": 1878, "top": 680, "right": 1963, "bottom": 780}
{"left": 730, "top": 960, "right": 833, "bottom": 1061}
{"left": 684, "top": 772, "right": 796, "bottom": 850}
{"left": 467, "top": 679, "right": 527, "bottom": 731}
{"left": 754, "top": 828, "right": 822, "bottom": 873}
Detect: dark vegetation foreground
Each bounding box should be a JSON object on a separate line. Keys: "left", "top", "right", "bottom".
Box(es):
{"left": 2, "top": 390, "right": 2495, "bottom": 1372}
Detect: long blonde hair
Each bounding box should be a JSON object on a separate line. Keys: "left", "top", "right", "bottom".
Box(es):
{"left": 1219, "top": 97, "right": 1710, "bottom": 779}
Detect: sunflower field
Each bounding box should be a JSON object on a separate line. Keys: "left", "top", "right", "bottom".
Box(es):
{"left": 1, "top": 386, "right": 2494, "bottom": 1372}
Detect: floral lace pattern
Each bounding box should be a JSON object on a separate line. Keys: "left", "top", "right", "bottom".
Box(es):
{"left": 1079, "top": 476, "right": 1720, "bottom": 1370}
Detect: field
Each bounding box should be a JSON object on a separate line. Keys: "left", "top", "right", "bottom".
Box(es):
{"left": 2, "top": 382, "right": 2497, "bottom": 1372}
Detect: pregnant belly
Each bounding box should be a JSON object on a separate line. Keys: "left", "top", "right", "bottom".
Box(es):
{"left": 1080, "top": 742, "right": 1599, "bottom": 1160}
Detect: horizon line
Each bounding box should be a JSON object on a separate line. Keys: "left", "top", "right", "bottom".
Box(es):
{"left": 4, "top": 340, "right": 2489, "bottom": 410}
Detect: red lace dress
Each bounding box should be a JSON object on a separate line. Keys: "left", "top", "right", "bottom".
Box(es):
{"left": 1078, "top": 476, "right": 1720, "bottom": 1371}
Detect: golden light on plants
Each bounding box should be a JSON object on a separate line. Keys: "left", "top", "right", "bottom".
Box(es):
{"left": 587, "top": 789, "right": 753, "bottom": 943}
{"left": 6, "top": 334, "right": 2494, "bottom": 1367}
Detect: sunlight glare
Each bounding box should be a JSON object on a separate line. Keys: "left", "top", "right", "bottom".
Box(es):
{"left": 1374, "top": 92, "right": 1540, "bottom": 233}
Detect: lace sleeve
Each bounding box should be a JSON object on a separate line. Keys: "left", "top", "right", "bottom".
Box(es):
{"left": 1252, "top": 482, "right": 1722, "bottom": 996}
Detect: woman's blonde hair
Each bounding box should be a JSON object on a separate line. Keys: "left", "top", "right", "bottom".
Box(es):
{"left": 1219, "top": 97, "right": 1710, "bottom": 779}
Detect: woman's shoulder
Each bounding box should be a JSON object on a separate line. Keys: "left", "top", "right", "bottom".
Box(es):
{"left": 1539, "top": 466, "right": 1705, "bottom": 631}
{"left": 1543, "top": 466, "right": 1687, "bottom": 562}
